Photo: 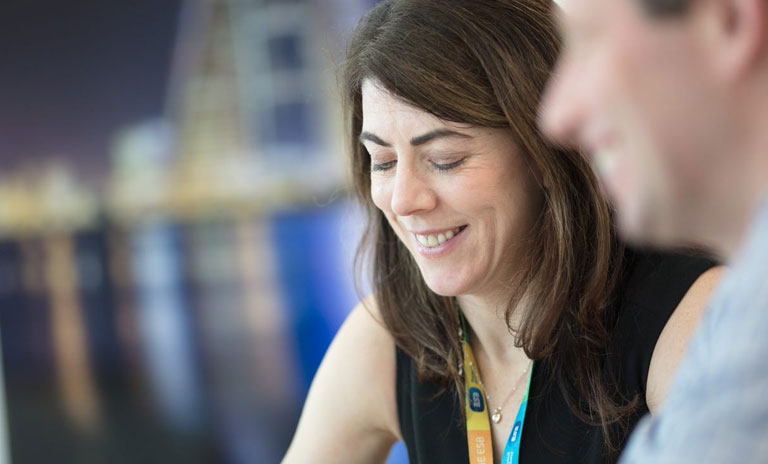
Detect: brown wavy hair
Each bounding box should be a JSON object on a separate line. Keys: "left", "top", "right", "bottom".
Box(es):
{"left": 344, "top": 0, "right": 632, "bottom": 449}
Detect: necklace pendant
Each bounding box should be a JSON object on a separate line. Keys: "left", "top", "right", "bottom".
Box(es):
{"left": 491, "top": 409, "right": 502, "bottom": 424}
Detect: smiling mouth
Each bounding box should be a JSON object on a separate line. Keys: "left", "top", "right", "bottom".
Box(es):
{"left": 414, "top": 226, "right": 467, "bottom": 248}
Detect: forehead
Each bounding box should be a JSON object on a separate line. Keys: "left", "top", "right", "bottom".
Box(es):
{"left": 362, "top": 81, "right": 431, "bottom": 119}
{"left": 360, "top": 79, "right": 518, "bottom": 152}
{"left": 362, "top": 81, "right": 413, "bottom": 116}
{"left": 361, "top": 80, "right": 462, "bottom": 134}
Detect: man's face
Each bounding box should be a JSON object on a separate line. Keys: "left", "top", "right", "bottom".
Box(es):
{"left": 541, "top": 0, "right": 729, "bottom": 246}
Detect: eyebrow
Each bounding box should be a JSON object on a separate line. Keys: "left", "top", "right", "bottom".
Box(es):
{"left": 359, "top": 129, "right": 472, "bottom": 147}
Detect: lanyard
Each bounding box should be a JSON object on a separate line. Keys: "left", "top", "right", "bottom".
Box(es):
{"left": 460, "top": 314, "right": 534, "bottom": 464}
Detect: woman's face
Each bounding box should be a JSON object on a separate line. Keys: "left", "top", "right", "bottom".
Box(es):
{"left": 361, "top": 80, "right": 544, "bottom": 298}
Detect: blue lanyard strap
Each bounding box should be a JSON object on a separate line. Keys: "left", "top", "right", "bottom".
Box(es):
{"left": 460, "top": 312, "right": 534, "bottom": 464}
{"left": 500, "top": 361, "right": 533, "bottom": 464}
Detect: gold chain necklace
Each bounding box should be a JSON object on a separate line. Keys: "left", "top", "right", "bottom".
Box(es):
{"left": 459, "top": 326, "right": 532, "bottom": 424}
{"left": 481, "top": 360, "right": 532, "bottom": 423}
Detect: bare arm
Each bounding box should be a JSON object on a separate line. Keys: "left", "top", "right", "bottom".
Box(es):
{"left": 282, "top": 297, "right": 401, "bottom": 463}
{"left": 646, "top": 266, "right": 724, "bottom": 413}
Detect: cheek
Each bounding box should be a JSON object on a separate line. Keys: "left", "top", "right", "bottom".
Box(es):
{"left": 464, "top": 169, "right": 539, "bottom": 221}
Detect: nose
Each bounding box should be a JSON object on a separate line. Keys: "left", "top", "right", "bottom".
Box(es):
{"left": 390, "top": 163, "right": 437, "bottom": 217}
{"left": 539, "top": 62, "right": 588, "bottom": 148}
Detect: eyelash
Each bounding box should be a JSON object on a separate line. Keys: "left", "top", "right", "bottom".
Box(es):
{"left": 371, "top": 160, "right": 395, "bottom": 172}
{"left": 433, "top": 159, "right": 465, "bottom": 172}
{"left": 370, "top": 158, "right": 466, "bottom": 172}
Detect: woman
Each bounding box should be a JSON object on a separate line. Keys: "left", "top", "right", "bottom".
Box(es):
{"left": 284, "top": 0, "right": 721, "bottom": 463}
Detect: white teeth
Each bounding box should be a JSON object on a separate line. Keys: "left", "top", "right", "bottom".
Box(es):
{"left": 414, "top": 227, "right": 463, "bottom": 248}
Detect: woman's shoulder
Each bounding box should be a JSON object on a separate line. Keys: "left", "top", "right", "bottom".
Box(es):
{"left": 283, "top": 295, "right": 401, "bottom": 463}
{"left": 340, "top": 295, "right": 394, "bottom": 351}
{"left": 325, "top": 295, "right": 399, "bottom": 424}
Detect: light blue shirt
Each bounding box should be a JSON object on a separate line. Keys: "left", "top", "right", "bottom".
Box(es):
{"left": 620, "top": 200, "right": 768, "bottom": 463}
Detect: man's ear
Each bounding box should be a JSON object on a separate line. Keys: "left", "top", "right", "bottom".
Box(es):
{"left": 703, "top": 0, "right": 768, "bottom": 82}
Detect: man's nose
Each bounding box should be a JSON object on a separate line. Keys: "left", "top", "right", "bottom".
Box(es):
{"left": 539, "top": 64, "right": 588, "bottom": 148}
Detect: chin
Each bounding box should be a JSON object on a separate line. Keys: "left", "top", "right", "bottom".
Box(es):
{"left": 421, "top": 275, "right": 471, "bottom": 297}
{"left": 426, "top": 287, "right": 460, "bottom": 297}
{"left": 617, "top": 204, "right": 677, "bottom": 248}
{"left": 616, "top": 205, "right": 653, "bottom": 246}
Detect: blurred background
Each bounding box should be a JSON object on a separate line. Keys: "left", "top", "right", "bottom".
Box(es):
{"left": 0, "top": 0, "right": 408, "bottom": 462}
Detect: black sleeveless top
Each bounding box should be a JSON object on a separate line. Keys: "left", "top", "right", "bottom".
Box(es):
{"left": 396, "top": 249, "right": 716, "bottom": 464}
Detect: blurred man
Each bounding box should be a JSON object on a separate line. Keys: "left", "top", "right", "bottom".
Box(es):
{"left": 540, "top": 0, "right": 768, "bottom": 462}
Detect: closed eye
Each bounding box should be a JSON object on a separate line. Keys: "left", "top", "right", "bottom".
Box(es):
{"left": 371, "top": 160, "right": 396, "bottom": 172}
{"left": 432, "top": 158, "right": 466, "bottom": 172}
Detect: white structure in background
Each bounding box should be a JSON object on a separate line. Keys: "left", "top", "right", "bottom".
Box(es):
{"left": 108, "top": 119, "right": 174, "bottom": 223}
{"left": 165, "top": 0, "right": 259, "bottom": 215}
{"left": 228, "top": 0, "right": 342, "bottom": 183}
{"left": 165, "top": 0, "right": 371, "bottom": 215}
